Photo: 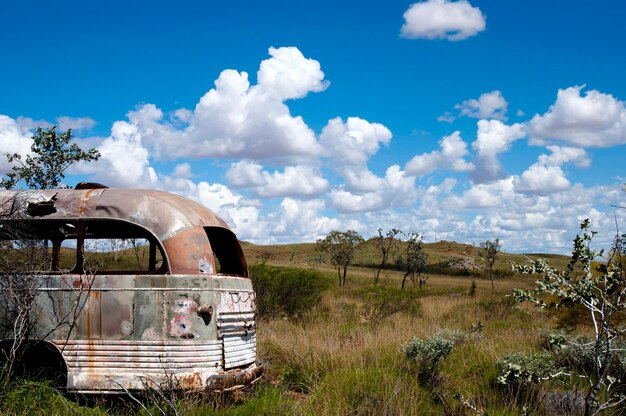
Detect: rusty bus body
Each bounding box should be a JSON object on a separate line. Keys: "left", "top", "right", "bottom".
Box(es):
{"left": 0, "top": 187, "right": 262, "bottom": 393}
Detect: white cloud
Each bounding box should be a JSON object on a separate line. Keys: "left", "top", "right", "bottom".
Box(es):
{"left": 270, "top": 198, "right": 340, "bottom": 241}
{"left": 400, "top": 0, "right": 486, "bottom": 41}
{"left": 226, "top": 161, "right": 329, "bottom": 198}
{"left": 256, "top": 46, "right": 329, "bottom": 100}
{"left": 320, "top": 116, "right": 392, "bottom": 165}
{"left": 455, "top": 90, "right": 508, "bottom": 120}
{"left": 15, "top": 116, "right": 52, "bottom": 130}
{"left": 405, "top": 131, "right": 473, "bottom": 176}
{"left": 329, "top": 165, "right": 417, "bottom": 212}
{"left": 527, "top": 85, "right": 626, "bottom": 147}
{"left": 125, "top": 47, "right": 326, "bottom": 162}
{"left": 336, "top": 166, "right": 386, "bottom": 192}
{"left": 470, "top": 119, "right": 525, "bottom": 183}
{"left": 80, "top": 120, "right": 157, "bottom": 188}
{"left": 446, "top": 179, "right": 510, "bottom": 210}
{"left": 173, "top": 163, "right": 192, "bottom": 178}
{"left": 56, "top": 116, "right": 96, "bottom": 132}
{"left": 539, "top": 145, "right": 590, "bottom": 168}
{"left": 514, "top": 145, "right": 589, "bottom": 196}
{"left": 516, "top": 165, "right": 571, "bottom": 196}
{"left": 0, "top": 115, "right": 33, "bottom": 171}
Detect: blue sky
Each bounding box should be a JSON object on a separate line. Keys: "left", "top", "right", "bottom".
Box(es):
{"left": 1, "top": 0, "right": 625, "bottom": 252}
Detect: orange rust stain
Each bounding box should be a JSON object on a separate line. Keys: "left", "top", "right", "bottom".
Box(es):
{"left": 179, "top": 373, "right": 203, "bottom": 389}
{"left": 79, "top": 189, "right": 97, "bottom": 217}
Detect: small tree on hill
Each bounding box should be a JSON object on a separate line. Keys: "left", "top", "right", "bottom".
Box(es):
{"left": 316, "top": 230, "right": 364, "bottom": 287}
{"left": 480, "top": 238, "right": 501, "bottom": 291}
{"left": 397, "top": 232, "right": 428, "bottom": 289}
{"left": 374, "top": 227, "right": 401, "bottom": 285}
{"left": 1, "top": 126, "right": 100, "bottom": 190}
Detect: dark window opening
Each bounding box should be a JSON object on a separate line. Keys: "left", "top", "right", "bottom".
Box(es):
{"left": 0, "top": 219, "right": 166, "bottom": 274}
{"left": 205, "top": 227, "right": 248, "bottom": 277}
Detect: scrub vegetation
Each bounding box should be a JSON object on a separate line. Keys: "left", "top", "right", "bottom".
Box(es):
{"left": 1, "top": 222, "right": 625, "bottom": 415}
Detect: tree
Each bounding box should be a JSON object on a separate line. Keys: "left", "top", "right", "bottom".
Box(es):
{"left": 512, "top": 220, "right": 626, "bottom": 415}
{"left": 480, "top": 238, "right": 501, "bottom": 291}
{"left": 1, "top": 126, "right": 100, "bottom": 190}
{"left": 316, "top": 230, "right": 364, "bottom": 287}
{"left": 0, "top": 125, "right": 99, "bottom": 382}
{"left": 397, "top": 232, "right": 428, "bottom": 289}
{"left": 373, "top": 228, "right": 401, "bottom": 285}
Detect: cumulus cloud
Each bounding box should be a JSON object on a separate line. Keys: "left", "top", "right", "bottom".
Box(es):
{"left": 405, "top": 131, "right": 473, "bottom": 176}
{"left": 470, "top": 119, "right": 525, "bottom": 183}
{"left": 335, "top": 166, "right": 386, "bottom": 192}
{"left": 226, "top": 161, "right": 329, "bottom": 198}
{"left": 539, "top": 145, "right": 591, "bottom": 168}
{"left": 527, "top": 85, "right": 626, "bottom": 147}
{"left": 320, "top": 116, "right": 392, "bottom": 165}
{"left": 78, "top": 120, "right": 157, "bottom": 188}
{"left": 270, "top": 198, "right": 340, "bottom": 241}
{"left": 173, "top": 163, "right": 192, "bottom": 178}
{"left": 400, "top": 0, "right": 486, "bottom": 41}
{"left": 515, "top": 145, "right": 590, "bottom": 196}
{"left": 126, "top": 47, "right": 327, "bottom": 161}
{"left": 329, "top": 165, "right": 417, "bottom": 212}
{"left": 0, "top": 115, "right": 33, "bottom": 171}
{"left": 456, "top": 90, "right": 508, "bottom": 120}
{"left": 319, "top": 116, "right": 393, "bottom": 193}
{"left": 516, "top": 165, "right": 571, "bottom": 196}
{"left": 56, "top": 116, "right": 96, "bottom": 132}
{"left": 256, "top": 46, "right": 329, "bottom": 100}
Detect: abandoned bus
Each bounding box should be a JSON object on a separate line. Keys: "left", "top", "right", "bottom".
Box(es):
{"left": 0, "top": 185, "right": 262, "bottom": 393}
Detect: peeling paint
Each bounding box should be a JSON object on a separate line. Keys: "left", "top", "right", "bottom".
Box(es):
{"left": 171, "top": 298, "right": 197, "bottom": 314}
{"left": 169, "top": 315, "right": 195, "bottom": 339}
{"left": 141, "top": 328, "right": 161, "bottom": 341}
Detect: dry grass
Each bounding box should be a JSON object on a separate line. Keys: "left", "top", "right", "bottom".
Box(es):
{"left": 251, "top": 266, "right": 556, "bottom": 415}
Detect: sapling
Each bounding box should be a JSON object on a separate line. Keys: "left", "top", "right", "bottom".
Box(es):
{"left": 511, "top": 219, "right": 626, "bottom": 416}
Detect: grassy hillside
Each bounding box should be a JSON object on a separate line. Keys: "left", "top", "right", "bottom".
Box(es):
{"left": 242, "top": 238, "right": 571, "bottom": 276}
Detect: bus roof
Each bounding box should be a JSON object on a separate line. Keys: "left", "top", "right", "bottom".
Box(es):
{"left": 0, "top": 187, "right": 232, "bottom": 244}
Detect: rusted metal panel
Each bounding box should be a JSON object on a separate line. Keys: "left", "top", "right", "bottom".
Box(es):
{"left": 223, "top": 335, "right": 257, "bottom": 368}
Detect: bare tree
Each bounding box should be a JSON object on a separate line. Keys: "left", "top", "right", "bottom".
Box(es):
{"left": 480, "top": 238, "right": 501, "bottom": 292}
{"left": 316, "top": 230, "right": 364, "bottom": 287}
{"left": 397, "top": 232, "right": 428, "bottom": 289}
{"left": 0, "top": 127, "right": 100, "bottom": 382}
{"left": 0, "top": 198, "right": 92, "bottom": 383}
{"left": 374, "top": 228, "right": 401, "bottom": 285}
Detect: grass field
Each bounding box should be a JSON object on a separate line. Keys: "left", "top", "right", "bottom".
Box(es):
{"left": 1, "top": 242, "right": 601, "bottom": 415}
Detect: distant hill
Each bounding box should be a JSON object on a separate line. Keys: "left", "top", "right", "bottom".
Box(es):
{"left": 240, "top": 239, "right": 571, "bottom": 275}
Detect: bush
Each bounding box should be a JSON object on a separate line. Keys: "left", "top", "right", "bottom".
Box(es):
{"left": 359, "top": 286, "right": 422, "bottom": 322}
{"left": 496, "top": 352, "right": 557, "bottom": 386}
{"left": 249, "top": 264, "right": 331, "bottom": 319}
{"left": 402, "top": 330, "right": 462, "bottom": 385}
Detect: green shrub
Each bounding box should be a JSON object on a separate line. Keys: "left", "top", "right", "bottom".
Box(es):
{"left": 496, "top": 352, "right": 557, "bottom": 386}
{"left": 249, "top": 264, "right": 331, "bottom": 319}
{"left": 359, "top": 286, "right": 422, "bottom": 322}
{"left": 402, "top": 330, "right": 459, "bottom": 385}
